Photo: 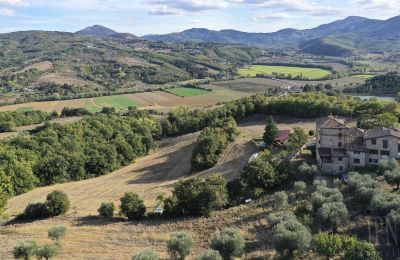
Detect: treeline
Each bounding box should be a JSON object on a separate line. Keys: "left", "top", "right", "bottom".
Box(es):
{"left": 191, "top": 117, "right": 238, "bottom": 171}
{"left": 0, "top": 111, "right": 160, "bottom": 206}
{"left": 344, "top": 71, "right": 400, "bottom": 94}
{"left": 0, "top": 110, "right": 51, "bottom": 132}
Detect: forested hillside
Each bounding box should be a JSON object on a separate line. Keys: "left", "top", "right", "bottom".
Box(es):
{"left": 344, "top": 72, "right": 400, "bottom": 94}
{"left": 0, "top": 31, "right": 261, "bottom": 103}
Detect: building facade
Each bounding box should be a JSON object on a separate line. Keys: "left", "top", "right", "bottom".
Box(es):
{"left": 316, "top": 116, "right": 400, "bottom": 174}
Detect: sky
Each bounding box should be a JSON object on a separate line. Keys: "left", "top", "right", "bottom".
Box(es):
{"left": 0, "top": 0, "right": 399, "bottom": 36}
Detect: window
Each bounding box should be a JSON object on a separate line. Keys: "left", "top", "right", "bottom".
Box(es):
{"left": 383, "top": 140, "right": 388, "bottom": 149}
{"left": 338, "top": 157, "right": 343, "bottom": 161}
{"left": 398, "top": 143, "right": 400, "bottom": 151}
{"left": 338, "top": 142, "right": 342, "bottom": 148}
{"left": 339, "top": 166, "right": 343, "bottom": 171}
{"left": 372, "top": 139, "right": 377, "bottom": 145}
{"left": 354, "top": 158, "right": 360, "bottom": 164}
{"left": 338, "top": 133, "right": 343, "bottom": 138}
{"left": 369, "top": 159, "right": 378, "bottom": 163}
{"left": 368, "top": 149, "right": 378, "bottom": 155}
{"left": 354, "top": 151, "right": 361, "bottom": 155}
{"left": 381, "top": 150, "right": 390, "bottom": 156}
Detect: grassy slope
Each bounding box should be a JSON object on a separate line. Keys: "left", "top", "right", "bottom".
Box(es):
{"left": 165, "top": 87, "right": 211, "bottom": 97}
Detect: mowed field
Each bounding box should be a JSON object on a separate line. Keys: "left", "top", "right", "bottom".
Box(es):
{"left": 165, "top": 87, "right": 210, "bottom": 97}
{"left": 238, "top": 65, "right": 332, "bottom": 80}
{"left": 1, "top": 116, "right": 316, "bottom": 260}
{"left": 352, "top": 74, "right": 375, "bottom": 80}
{"left": 0, "top": 89, "right": 249, "bottom": 113}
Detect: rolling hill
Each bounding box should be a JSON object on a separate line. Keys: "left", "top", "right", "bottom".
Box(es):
{"left": 144, "top": 15, "right": 400, "bottom": 56}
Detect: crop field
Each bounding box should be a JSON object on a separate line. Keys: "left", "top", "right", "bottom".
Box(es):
{"left": 238, "top": 65, "right": 332, "bottom": 79}
{"left": 15, "top": 107, "right": 34, "bottom": 112}
{"left": 94, "top": 95, "right": 139, "bottom": 110}
{"left": 165, "top": 87, "right": 211, "bottom": 97}
{"left": 352, "top": 74, "right": 375, "bottom": 79}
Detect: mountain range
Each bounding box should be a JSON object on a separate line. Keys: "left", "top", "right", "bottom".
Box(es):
{"left": 76, "top": 16, "right": 400, "bottom": 56}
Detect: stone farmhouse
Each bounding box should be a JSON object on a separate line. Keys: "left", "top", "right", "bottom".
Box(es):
{"left": 316, "top": 115, "right": 400, "bottom": 174}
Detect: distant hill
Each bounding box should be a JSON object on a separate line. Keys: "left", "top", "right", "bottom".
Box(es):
{"left": 76, "top": 25, "right": 138, "bottom": 40}
{"left": 143, "top": 15, "right": 400, "bottom": 56}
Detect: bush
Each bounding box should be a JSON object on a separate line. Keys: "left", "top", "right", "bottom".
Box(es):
{"left": 272, "top": 191, "right": 288, "bottom": 210}
{"left": 48, "top": 225, "right": 67, "bottom": 244}
{"left": 227, "top": 179, "right": 244, "bottom": 205}
{"left": 293, "top": 181, "right": 306, "bottom": 195}
{"left": 120, "top": 193, "right": 146, "bottom": 220}
{"left": 272, "top": 219, "right": 311, "bottom": 258}
{"left": 311, "top": 186, "right": 343, "bottom": 212}
{"left": 267, "top": 211, "right": 296, "bottom": 227}
{"left": 45, "top": 191, "right": 70, "bottom": 217}
{"left": 35, "top": 243, "right": 59, "bottom": 260}
{"left": 211, "top": 228, "right": 245, "bottom": 260}
{"left": 195, "top": 250, "right": 222, "bottom": 260}
{"left": 132, "top": 249, "right": 159, "bottom": 260}
{"left": 378, "top": 158, "right": 398, "bottom": 175}
{"left": 298, "top": 162, "right": 318, "bottom": 179}
{"left": 98, "top": 202, "right": 115, "bottom": 219}
{"left": 343, "top": 237, "right": 382, "bottom": 260}
{"left": 312, "top": 232, "right": 343, "bottom": 259}
{"left": 384, "top": 168, "right": 400, "bottom": 190}
{"left": 13, "top": 240, "right": 37, "bottom": 260}
{"left": 23, "top": 202, "right": 48, "bottom": 219}
{"left": 167, "top": 231, "right": 193, "bottom": 260}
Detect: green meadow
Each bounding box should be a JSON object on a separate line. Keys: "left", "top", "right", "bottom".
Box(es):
{"left": 238, "top": 65, "right": 332, "bottom": 80}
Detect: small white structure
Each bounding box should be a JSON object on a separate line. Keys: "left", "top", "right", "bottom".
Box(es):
{"left": 154, "top": 207, "right": 164, "bottom": 214}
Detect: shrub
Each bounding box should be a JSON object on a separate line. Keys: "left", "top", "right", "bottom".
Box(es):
{"left": 272, "top": 191, "right": 288, "bottom": 210}
{"left": 48, "top": 225, "right": 67, "bottom": 244}
{"left": 343, "top": 237, "right": 382, "bottom": 260}
{"left": 312, "top": 232, "right": 343, "bottom": 259}
{"left": 120, "top": 193, "right": 146, "bottom": 220}
{"left": 384, "top": 169, "right": 400, "bottom": 190}
{"left": 23, "top": 202, "right": 48, "bottom": 219}
{"left": 98, "top": 202, "right": 115, "bottom": 219}
{"left": 272, "top": 219, "right": 311, "bottom": 258}
{"left": 226, "top": 179, "right": 244, "bottom": 205}
{"left": 293, "top": 181, "right": 306, "bottom": 195}
{"left": 132, "top": 249, "right": 159, "bottom": 260}
{"left": 35, "top": 243, "right": 59, "bottom": 260}
{"left": 195, "top": 250, "right": 222, "bottom": 260}
{"left": 298, "top": 162, "right": 318, "bottom": 179}
{"left": 211, "top": 228, "right": 245, "bottom": 260}
{"left": 311, "top": 186, "right": 343, "bottom": 212}
{"left": 317, "top": 202, "right": 348, "bottom": 232}
{"left": 267, "top": 211, "right": 296, "bottom": 227}
{"left": 369, "top": 191, "right": 400, "bottom": 217}
{"left": 45, "top": 191, "right": 70, "bottom": 217}
{"left": 167, "top": 231, "right": 193, "bottom": 260}
{"left": 378, "top": 158, "right": 398, "bottom": 175}
{"left": 13, "top": 240, "right": 37, "bottom": 260}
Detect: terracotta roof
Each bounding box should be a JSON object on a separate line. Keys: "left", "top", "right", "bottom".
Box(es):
{"left": 364, "top": 128, "right": 400, "bottom": 139}
{"left": 317, "top": 116, "right": 346, "bottom": 129}
{"left": 275, "top": 129, "right": 290, "bottom": 142}
{"left": 346, "top": 127, "right": 365, "bottom": 151}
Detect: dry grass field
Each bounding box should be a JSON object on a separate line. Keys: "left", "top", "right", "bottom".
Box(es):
{"left": 1, "top": 116, "right": 315, "bottom": 260}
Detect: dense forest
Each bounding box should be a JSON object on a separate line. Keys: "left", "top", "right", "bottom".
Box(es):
{"left": 0, "top": 110, "right": 51, "bottom": 132}
{"left": 344, "top": 71, "right": 400, "bottom": 94}
{"left": 1, "top": 93, "right": 399, "bottom": 214}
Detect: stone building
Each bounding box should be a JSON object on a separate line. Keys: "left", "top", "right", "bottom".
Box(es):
{"left": 316, "top": 115, "right": 400, "bottom": 174}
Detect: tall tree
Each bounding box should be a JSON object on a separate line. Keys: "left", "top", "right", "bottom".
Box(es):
{"left": 263, "top": 116, "right": 279, "bottom": 146}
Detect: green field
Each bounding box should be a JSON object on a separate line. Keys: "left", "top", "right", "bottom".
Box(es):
{"left": 352, "top": 74, "right": 375, "bottom": 80}
{"left": 238, "top": 65, "right": 332, "bottom": 80}
{"left": 92, "top": 95, "right": 139, "bottom": 110}
{"left": 166, "top": 87, "right": 211, "bottom": 97}
{"left": 16, "top": 107, "right": 34, "bottom": 112}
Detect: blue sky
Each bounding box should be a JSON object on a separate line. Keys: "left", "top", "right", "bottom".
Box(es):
{"left": 0, "top": 0, "right": 398, "bottom": 36}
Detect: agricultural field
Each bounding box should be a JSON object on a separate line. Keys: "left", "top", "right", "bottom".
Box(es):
{"left": 165, "top": 87, "right": 211, "bottom": 97}
{"left": 94, "top": 95, "right": 139, "bottom": 110}
{"left": 1, "top": 116, "right": 315, "bottom": 259}
{"left": 351, "top": 74, "right": 375, "bottom": 79}
{"left": 238, "top": 65, "right": 332, "bottom": 79}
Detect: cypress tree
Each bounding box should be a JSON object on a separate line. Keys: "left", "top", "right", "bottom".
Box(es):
{"left": 263, "top": 116, "right": 279, "bottom": 146}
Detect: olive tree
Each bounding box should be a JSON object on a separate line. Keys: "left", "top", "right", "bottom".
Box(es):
{"left": 317, "top": 202, "right": 349, "bottom": 232}
{"left": 272, "top": 191, "right": 288, "bottom": 210}
{"left": 98, "top": 202, "right": 115, "bottom": 219}
{"left": 267, "top": 211, "right": 297, "bottom": 227}
{"left": 35, "top": 244, "right": 59, "bottom": 260}
{"left": 369, "top": 191, "right": 400, "bottom": 217}
{"left": 384, "top": 169, "right": 400, "bottom": 190}
{"left": 272, "top": 219, "right": 312, "bottom": 258}
{"left": 167, "top": 231, "right": 193, "bottom": 260}
{"left": 48, "top": 225, "right": 67, "bottom": 244}
{"left": 293, "top": 181, "right": 306, "bottom": 196}
{"left": 211, "top": 228, "right": 245, "bottom": 260}
{"left": 13, "top": 240, "right": 37, "bottom": 260}
{"left": 45, "top": 190, "right": 70, "bottom": 217}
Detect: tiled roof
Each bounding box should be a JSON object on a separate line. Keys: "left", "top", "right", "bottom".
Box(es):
{"left": 364, "top": 127, "right": 400, "bottom": 139}
{"left": 346, "top": 127, "right": 365, "bottom": 151}
{"left": 317, "top": 116, "right": 346, "bottom": 129}
{"left": 275, "top": 129, "right": 290, "bottom": 142}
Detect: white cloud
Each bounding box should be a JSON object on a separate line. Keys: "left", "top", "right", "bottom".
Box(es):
{"left": 149, "top": 6, "right": 183, "bottom": 15}
{"left": 149, "top": 0, "right": 229, "bottom": 12}
{"left": 0, "top": 0, "right": 28, "bottom": 6}
{"left": 251, "top": 13, "right": 292, "bottom": 21}
{"left": 0, "top": 7, "right": 15, "bottom": 16}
